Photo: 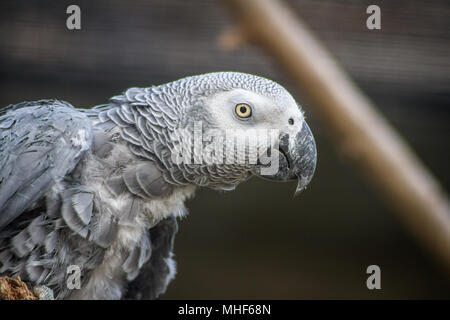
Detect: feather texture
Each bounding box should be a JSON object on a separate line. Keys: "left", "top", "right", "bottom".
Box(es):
{"left": 0, "top": 72, "right": 304, "bottom": 300}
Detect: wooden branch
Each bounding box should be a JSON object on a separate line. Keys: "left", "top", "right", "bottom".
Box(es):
{"left": 218, "top": 25, "right": 248, "bottom": 52}
{"left": 222, "top": 0, "right": 450, "bottom": 277}
{"left": 0, "top": 277, "right": 37, "bottom": 300}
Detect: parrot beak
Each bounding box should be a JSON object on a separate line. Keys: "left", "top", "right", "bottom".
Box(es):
{"left": 255, "top": 121, "right": 317, "bottom": 196}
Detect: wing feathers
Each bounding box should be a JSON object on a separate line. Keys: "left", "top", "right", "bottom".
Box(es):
{"left": 122, "top": 163, "right": 172, "bottom": 199}
{"left": 62, "top": 189, "right": 89, "bottom": 238}
{"left": 0, "top": 100, "right": 93, "bottom": 230}
{"left": 72, "top": 191, "right": 94, "bottom": 225}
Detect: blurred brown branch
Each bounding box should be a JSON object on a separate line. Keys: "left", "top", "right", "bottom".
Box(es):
{"left": 0, "top": 277, "right": 37, "bottom": 300}
{"left": 221, "top": 0, "right": 450, "bottom": 278}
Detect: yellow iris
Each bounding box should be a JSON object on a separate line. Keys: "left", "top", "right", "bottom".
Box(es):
{"left": 235, "top": 103, "right": 252, "bottom": 118}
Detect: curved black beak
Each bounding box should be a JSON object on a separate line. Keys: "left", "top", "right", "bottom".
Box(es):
{"left": 255, "top": 121, "right": 317, "bottom": 195}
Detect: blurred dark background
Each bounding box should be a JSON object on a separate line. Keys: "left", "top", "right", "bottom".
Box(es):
{"left": 0, "top": 0, "right": 449, "bottom": 298}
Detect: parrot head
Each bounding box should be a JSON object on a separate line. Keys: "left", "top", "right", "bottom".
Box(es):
{"left": 158, "top": 72, "right": 317, "bottom": 195}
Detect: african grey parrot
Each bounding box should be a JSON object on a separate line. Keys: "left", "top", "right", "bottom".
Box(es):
{"left": 0, "top": 72, "right": 316, "bottom": 299}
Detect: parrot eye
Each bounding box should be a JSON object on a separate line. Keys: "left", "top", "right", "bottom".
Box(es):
{"left": 235, "top": 103, "right": 252, "bottom": 119}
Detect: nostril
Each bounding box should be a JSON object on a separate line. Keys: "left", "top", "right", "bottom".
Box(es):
{"left": 288, "top": 118, "right": 294, "bottom": 125}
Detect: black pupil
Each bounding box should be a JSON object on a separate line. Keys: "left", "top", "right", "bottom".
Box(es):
{"left": 240, "top": 106, "right": 247, "bottom": 114}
